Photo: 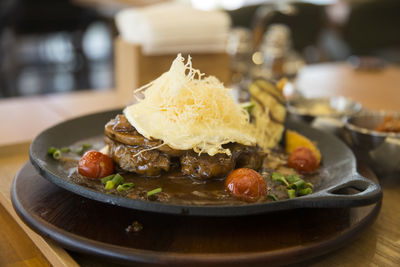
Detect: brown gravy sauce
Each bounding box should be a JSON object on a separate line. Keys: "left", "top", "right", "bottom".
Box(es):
{"left": 60, "top": 136, "right": 321, "bottom": 205}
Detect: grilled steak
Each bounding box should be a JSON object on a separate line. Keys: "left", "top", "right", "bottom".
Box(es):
{"left": 105, "top": 136, "right": 171, "bottom": 176}
{"left": 105, "top": 115, "right": 263, "bottom": 179}
{"left": 105, "top": 115, "right": 186, "bottom": 157}
{"left": 180, "top": 151, "right": 236, "bottom": 179}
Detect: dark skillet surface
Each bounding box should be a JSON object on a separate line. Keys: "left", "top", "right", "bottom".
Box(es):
{"left": 29, "top": 109, "right": 382, "bottom": 216}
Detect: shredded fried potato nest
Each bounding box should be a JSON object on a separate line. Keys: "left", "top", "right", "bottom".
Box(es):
{"left": 123, "top": 54, "right": 256, "bottom": 156}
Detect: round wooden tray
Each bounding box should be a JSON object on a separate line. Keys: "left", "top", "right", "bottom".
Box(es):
{"left": 12, "top": 162, "right": 381, "bottom": 266}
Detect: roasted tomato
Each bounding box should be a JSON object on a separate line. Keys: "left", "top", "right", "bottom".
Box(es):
{"left": 288, "top": 147, "right": 319, "bottom": 173}
{"left": 286, "top": 130, "right": 321, "bottom": 164}
{"left": 225, "top": 168, "right": 266, "bottom": 202}
{"left": 78, "top": 150, "right": 114, "bottom": 179}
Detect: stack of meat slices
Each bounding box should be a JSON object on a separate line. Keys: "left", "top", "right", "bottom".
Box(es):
{"left": 105, "top": 114, "right": 263, "bottom": 179}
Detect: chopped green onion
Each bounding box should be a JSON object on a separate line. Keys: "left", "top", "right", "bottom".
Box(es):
{"left": 271, "top": 172, "right": 289, "bottom": 186}
{"left": 105, "top": 180, "right": 114, "bottom": 190}
{"left": 100, "top": 174, "right": 115, "bottom": 185}
{"left": 104, "top": 174, "right": 124, "bottom": 190}
{"left": 48, "top": 146, "right": 64, "bottom": 160}
{"left": 47, "top": 147, "right": 57, "bottom": 155}
{"left": 52, "top": 149, "right": 62, "bottom": 160}
{"left": 267, "top": 194, "right": 278, "bottom": 201}
{"left": 75, "top": 144, "right": 93, "bottom": 155}
{"left": 271, "top": 172, "right": 284, "bottom": 180}
{"left": 298, "top": 188, "right": 313, "bottom": 196}
{"left": 147, "top": 187, "right": 162, "bottom": 197}
{"left": 287, "top": 189, "right": 296, "bottom": 199}
{"left": 270, "top": 172, "right": 314, "bottom": 200}
{"left": 306, "top": 182, "right": 314, "bottom": 189}
{"left": 83, "top": 144, "right": 92, "bottom": 150}
{"left": 117, "top": 183, "right": 135, "bottom": 192}
{"left": 60, "top": 147, "right": 71, "bottom": 153}
{"left": 288, "top": 179, "right": 306, "bottom": 190}
{"left": 286, "top": 174, "right": 300, "bottom": 184}
{"left": 112, "top": 173, "right": 124, "bottom": 185}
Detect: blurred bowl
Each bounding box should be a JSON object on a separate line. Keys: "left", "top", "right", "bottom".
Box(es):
{"left": 287, "top": 96, "right": 362, "bottom": 123}
{"left": 344, "top": 111, "right": 400, "bottom": 176}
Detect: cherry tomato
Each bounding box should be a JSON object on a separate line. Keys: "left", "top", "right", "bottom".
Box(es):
{"left": 225, "top": 168, "right": 266, "bottom": 202}
{"left": 78, "top": 150, "right": 115, "bottom": 179}
{"left": 288, "top": 147, "right": 319, "bottom": 173}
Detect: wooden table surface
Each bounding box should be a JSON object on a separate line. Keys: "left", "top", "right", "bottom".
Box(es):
{"left": 0, "top": 62, "right": 400, "bottom": 266}
{"left": 296, "top": 62, "right": 400, "bottom": 112}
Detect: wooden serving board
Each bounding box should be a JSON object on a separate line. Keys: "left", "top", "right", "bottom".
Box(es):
{"left": 12, "top": 162, "right": 381, "bottom": 266}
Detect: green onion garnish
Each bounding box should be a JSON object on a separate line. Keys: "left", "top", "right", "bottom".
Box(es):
{"left": 105, "top": 180, "right": 114, "bottom": 190}
{"left": 100, "top": 174, "right": 115, "bottom": 185}
{"left": 269, "top": 172, "right": 314, "bottom": 200}
{"left": 298, "top": 188, "right": 313, "bottom": 196}
{"left": 287, "top": 189, "right": 296, "bottom": 199}
{"left": 60, "top": 147, "right": 71, "bottom": 153}
{"left": 288, "top": 179, "right": 306, "bottom": 190}
{"left": 117, "top": 183, "right": 135, "bottom": 192}
{"left": 75, "top": 144, "right": 93, "bottom": 155}
{"left": 147, "top": 187, "right": 162, "bottom": 198}
{"left": 113, "top": 173, "right": 124, "bottom": 184}
{"left": 286, "top": 174, "right": 300, "bottom": 184}
{"left": 47, "top": 147, "right": 57, "bottom": 155}
{"left": 52, "top": 149, "right": 62, "bottom": 160}
{"left": 306, "top": 182, "right": 314, "bottom": 189}
{"left": 267, "top": 194, "right": 278, "bottom": 201}
{"left": 104, "top": 174, "right": 124, "bottom": 190}
{"left": 83, "top": 144, "right": 92, "bottom": 150}
{"left": 271, "top": 172, "right": 289, "bottom": 186}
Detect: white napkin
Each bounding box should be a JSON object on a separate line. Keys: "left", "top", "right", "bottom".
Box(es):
{"left": 115, "top": 3, "right": 231, "bottom": 55}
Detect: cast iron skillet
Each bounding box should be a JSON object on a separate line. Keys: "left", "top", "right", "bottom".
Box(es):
{"left": 29, "top": 109, "right": 382, "bottom": 217}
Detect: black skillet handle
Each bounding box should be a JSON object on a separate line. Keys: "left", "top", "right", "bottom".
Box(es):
{"left": 304, "top": 173, "right": 382, "bottom": 208}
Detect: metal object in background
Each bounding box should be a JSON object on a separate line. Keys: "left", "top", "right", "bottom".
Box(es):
{"left": 226, "top": 27, "right": 253, "bottom": 84}
{"left": 226, "top": 27, "right": 254, "bottom": 101}
{"left": 251, "top": 3, "right": 297, "bottom": 51}
{"left": 227, "top": 3, "right": 305, "bottom": 92}
{"left": 344, "top": 111, "right": 400, "bottom": 177}
{"left": 287, "top": 96, "right": 362, "bottom": 123}
{"left": 251, "top": 23, "right": 305, "bottom": 81}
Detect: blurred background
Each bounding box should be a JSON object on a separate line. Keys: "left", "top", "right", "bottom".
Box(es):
{"left": 0, "top": 0, "right": 399, "bottom": 98}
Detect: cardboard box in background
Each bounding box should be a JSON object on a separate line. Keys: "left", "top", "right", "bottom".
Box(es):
{"left": 115, "top": 37, "right": 231, "bottom": 102}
